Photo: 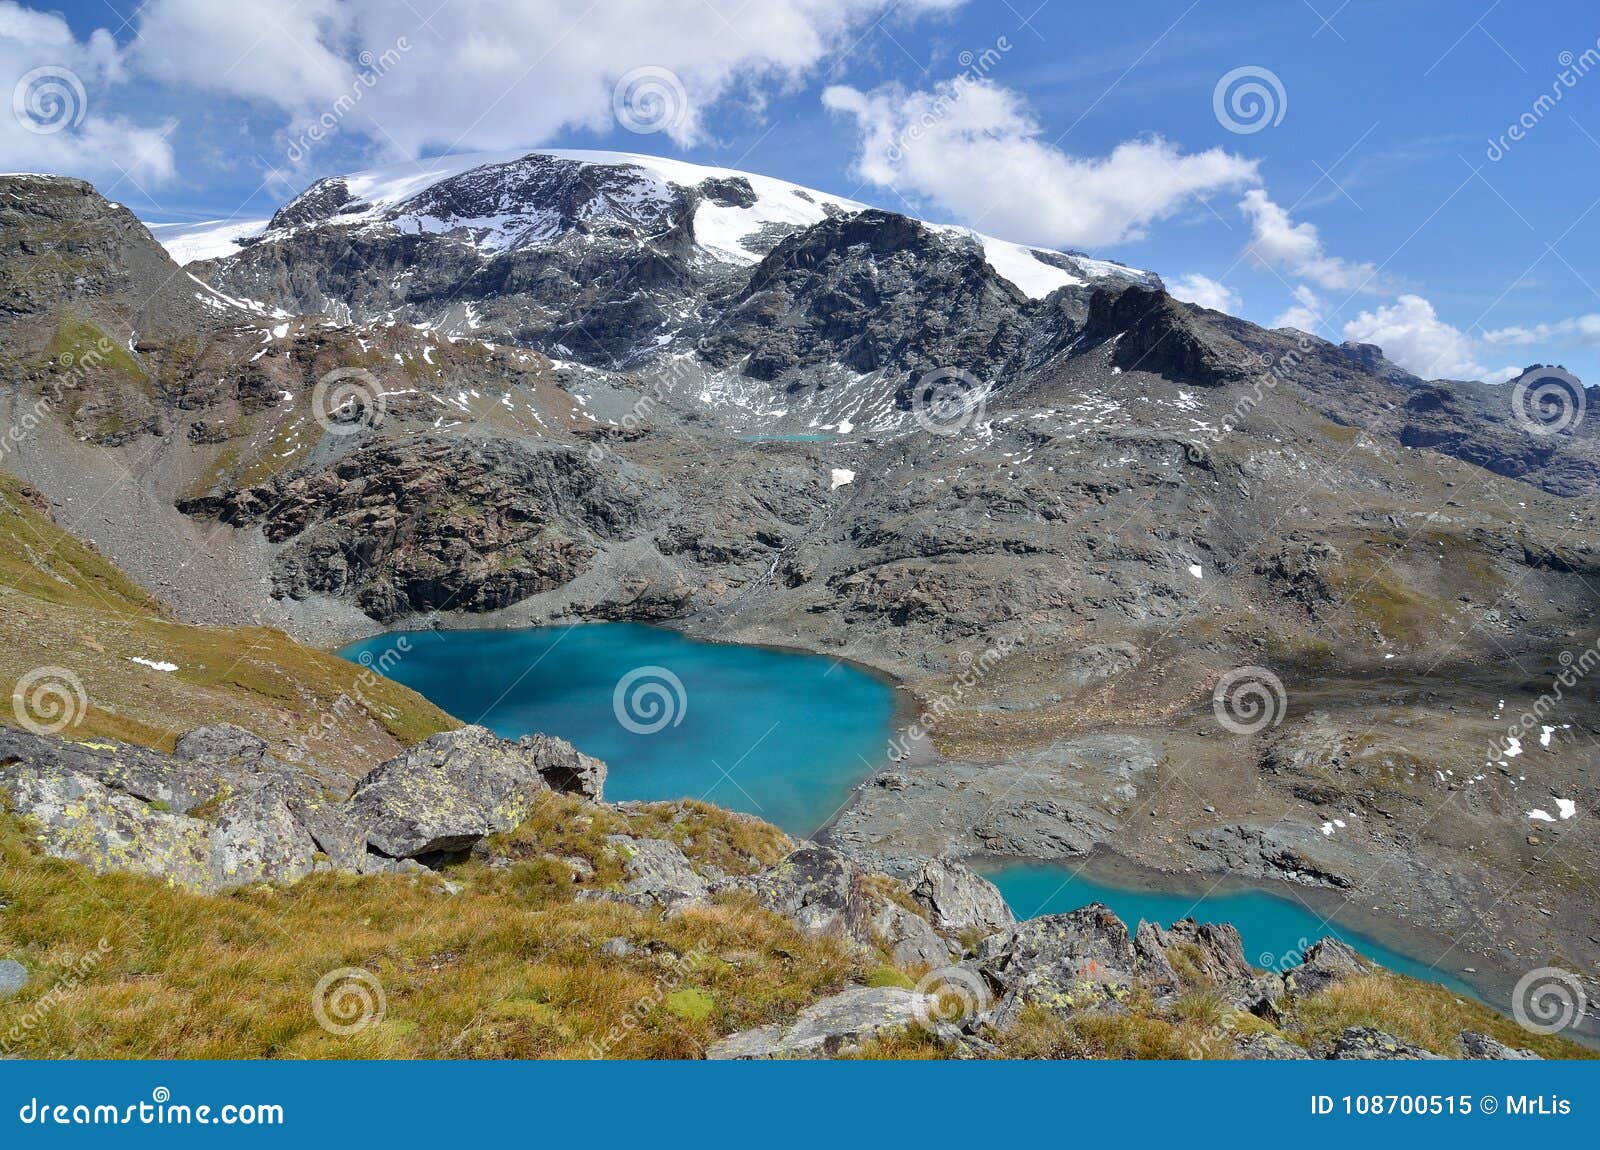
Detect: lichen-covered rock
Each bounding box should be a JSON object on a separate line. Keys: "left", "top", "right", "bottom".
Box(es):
{"left": 207, "top": 786, "right": 319, "bottom": 887}
{"left": 1460, "top": 1031, "right": 1540, "bottom": 1060}
{"left": 1330, "top": 1026, "right": 1442, "bottom": 1060}
{"left": 910, "top": 857, "right": 1014, "bottom": 934}
{"left": 610, "top": 835, "right": 708, "bottom": 906}
{"left": 977, "top": 903, "right": 1175, "bottom": 1028}
{"left": 0, "top": 765, "right": 213, "bottom": 889}
{"left": 705, "top": 986, "right": 933, "bottom": 1059}
{"left": 1134, "top": 918, "right": 1257, "bottom": 994}
{"left": 1285, "top": 937, "right": 1367, "bottom": 999}
{"left": 1233, "top": 1030, "right": 1309, "bottom": 1060}
{"left": 872, "top": 900, "right": 951, "bottom": 968}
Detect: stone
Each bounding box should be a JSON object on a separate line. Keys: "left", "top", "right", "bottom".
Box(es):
{"left": 609, "top": 836, "right": 708, "bottom": 906}
{"left": 1460, "top": 1031, "right": 1540, "bottom": 1060}
{"left": 173, "top": 724, "right": 269, "bottom": 765}
{"left": 872, "top": 901, "right": 951, "bottom": 969}
{"left": 1233, "top": 1031, "right": 1309, "bottom": 1060}
{"left": 705, "top": 986, "right": 933, "bottom": 1059}
{"left": 0, "top": 959, "right": 27, "bottom": 997}
{"left": 599, "top": 937, "right": 635, "bottom": 959}
{"left": 910, "top": 857, "right": 1015, "bottom": 934}
{"left": 1330, "top": 1026, "right": 1441, "bottom": 1060}
{"left": 1284, "top": 937, "right": 1367, "bottom": 999}
{"left": 346, "top": 726, "right": 603, "bottom": 859}
{"left": 978, "top": 904, "right": 1172, "bottom": 1028}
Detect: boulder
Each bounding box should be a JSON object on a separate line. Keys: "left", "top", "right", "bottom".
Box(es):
{"left": 1134, "top": 918, "right": 1255, "bottom": 989}
{"left": 910, "top": 857, "right": 1014, "bottom": 934}
{"left": 346, "top": 726, "right": 603, "bottom": 859}
{"left": 705, "top": 986, "right": 933, "bottom": 1059}
{"left": 1233, "top": 1030, "right": 1309, "bottom": 1060}
{"left": 1460, "top": 1031, "right": 1540, "bottom": 1060}
{"left": 610, "top": 836, "right": 708, "bottom": 906}
{"left": 978, "top": 903, "right": 1172, "bottom": 1028}
{"left": 1330, "top": 1026, "right": 1441, "bottom": 1060}
{"left": 173, "top": 723, "right": 269, "bottom": 765}
{"left": 1284, "top": 937, "right": 1367, "bottom": 999}
{"left": 872, "top": 901, "right": 951, "bottom": 968}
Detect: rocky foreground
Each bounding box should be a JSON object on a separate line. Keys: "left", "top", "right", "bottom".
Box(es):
{"left": 0, "top": 724, "right": 1582, "bottom": 1060}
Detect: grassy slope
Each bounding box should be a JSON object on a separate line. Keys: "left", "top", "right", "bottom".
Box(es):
{"left": 0, "top": 471, "right": 455, "bottom": 780}
{"left": 1, "top": 790, "right": 1590, "bottom": 1060}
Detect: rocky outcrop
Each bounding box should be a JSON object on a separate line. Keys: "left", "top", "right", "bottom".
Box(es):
{"left": 0, "top": 727, "right": 369, "bottom": 891}
{"left": 0, "top": 722, "right": 605, "bottom": 887}
{"left": 182, "top": 437, "right": 655, "bottom": 622}
{"left": 1330, "top": 1026, "right": 1442, "bottom": 1060}
{"left": 715, "top": 845, "right": 946, "bottom": 967}
{"left": 976, "top": 903, "right": 1172, "bottom": 1028}
{"left": 1460, "top": 1031, "right": 1539, "bottom": 1060}
{"left": 346, "top": 725, "right": 604, "bottom": 858}
{"left": 910, "top": 857, "right": 1014, "bottom": 934}
{"left": 705, "top": 985, "right": 933, "bottom": 1059}
{"left": 1284, "top": 937, "right": 1367, "bottom": 999}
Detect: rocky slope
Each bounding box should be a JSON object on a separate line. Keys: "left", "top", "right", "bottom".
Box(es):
{"left": 1, "top": 155, "right": 1598, "bottom": 1042}
{"left": 0, "top": 720, "right": 1584, "bottom": 1060}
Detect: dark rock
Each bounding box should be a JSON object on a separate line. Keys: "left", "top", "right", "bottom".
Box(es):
{"left": 1460, "top": 1031, "right": 1540, "bottom": 1060}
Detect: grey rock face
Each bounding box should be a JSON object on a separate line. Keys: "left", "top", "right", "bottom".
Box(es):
{"left": 1330, "top": 1026, "right": 1442, "bottom": 1060}
{"left": 1285, "top": 937, "right": 1367, "bottom": 999}
{"left": 609, "top": 835, "right": 708, "bottom": 906}
{"left": 977, "top": 903, "right": 1166, "bottom": 1028}
{"left": 705, "top": 986, "right": 932, "bottom": 1059}
{"left": 0, "top": 959, "right": 27, "bottom": 997}
{"left": 910, "top": 857, "right": 1015, "bottom": 934}
{"left": 1460, "top": 1030, "right": 1540, "bottom": 1060}
{"left": 346, "top": 725, "right": 603, "bottom": 858}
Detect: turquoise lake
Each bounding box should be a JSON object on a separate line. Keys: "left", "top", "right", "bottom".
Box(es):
{"left": 340, "top": 621, "right": 1469, "bottom": 997}
{"left": 983, "top": 861, "right": 1475, "bottom": 995}
{"left": 339, "top": 622, "right": 894, "bottom": 837}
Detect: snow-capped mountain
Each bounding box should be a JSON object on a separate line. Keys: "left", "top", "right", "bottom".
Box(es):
{"left": 157, "top": 148, "right": 1155, "bottom": 301}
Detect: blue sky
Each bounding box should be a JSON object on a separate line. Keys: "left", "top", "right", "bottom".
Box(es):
{"left": 6, "top": 0, "right": 1600, "bottom": 384}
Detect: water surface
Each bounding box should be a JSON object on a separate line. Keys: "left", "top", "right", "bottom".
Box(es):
{"left": 984, "top": 861, "right": 1475, "bottom": 995}
{"left": 340, "top": 622, "right": 894, "bottom": 837}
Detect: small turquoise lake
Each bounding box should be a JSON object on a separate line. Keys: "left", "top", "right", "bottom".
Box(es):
{"left": 339, "top": 622, "right": 894, "bottom": 837}
{"left": 983, "top": 861, "right": 1475, "bottom": 995}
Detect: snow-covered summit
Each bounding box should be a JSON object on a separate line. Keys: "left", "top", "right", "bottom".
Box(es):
{"left": 148, "top": 148, "right": 1154, "bottom": 300}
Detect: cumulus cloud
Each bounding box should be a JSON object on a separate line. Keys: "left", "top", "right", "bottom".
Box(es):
{"left": 1273, "top": 284, "right": 1325, "bottom": 333}
{"left": 1170, "top": 274, "right": 1241, "bottom": 314}
{"left": 822, "top": 77, "right": 1259, "bottom": 249}
{"left": 1, "top": 1, "right": 176, "bottom": 185}
{"left": 123, "top": 0, "right": 963, "bottom": 157}
{"left": 1483, "top": 314, "right": 1600, "bottom": 348}
{"left": 1343, "top": 294, "right": 1518, "bottom": 382}
{"left": 1240, "top": 189, "right": 1379, "bottom": 294}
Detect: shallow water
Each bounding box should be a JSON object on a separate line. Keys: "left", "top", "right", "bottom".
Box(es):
{"left": 339, "top": 622, "right": 895, "bottom": 837}
{"left": 983, "top": 861, "right": 1476, "bottom": 995}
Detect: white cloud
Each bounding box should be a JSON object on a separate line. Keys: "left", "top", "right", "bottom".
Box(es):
{"left": 1483, "top": 314, "right": 1600, "bottom": 348}
{"left": 1343, "top": 294, "right": 1518, "bottom": 382}
{"left": 0, "top": 2, "right": 176, "bottom": 185}
{"left": 822, "top": 78, "right": 1259, "bottom": 249}
{"left": 1170, "top": 274, "right": 1241, "bottom": 314}
{"left": 1273, "top": 284, "right": 1324, "bottom": 333}
{"left": 1240, "top": 189, "right": 1379, "bottom": 294}
{"left": 125, "top": 0, "right": 963, "bottom": 158}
